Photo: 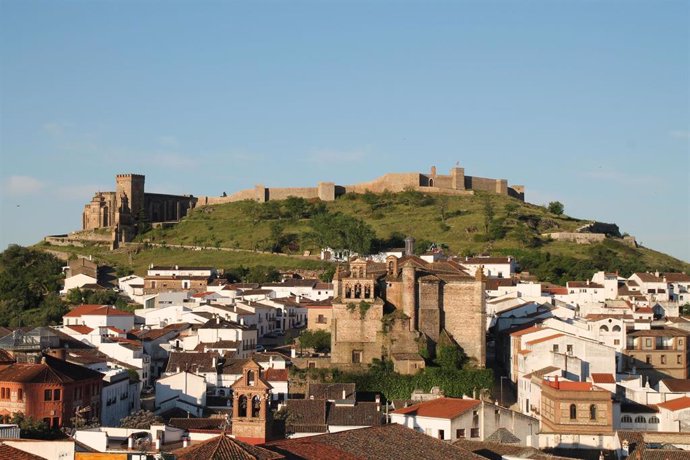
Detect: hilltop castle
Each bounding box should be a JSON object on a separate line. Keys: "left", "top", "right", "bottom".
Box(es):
{"left": 82, "top": 166, "right": 524, "bottom": 242}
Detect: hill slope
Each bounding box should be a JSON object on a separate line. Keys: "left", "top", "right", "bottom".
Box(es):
{"left": 43, "top": 190, "right": 687, "bottom": 285}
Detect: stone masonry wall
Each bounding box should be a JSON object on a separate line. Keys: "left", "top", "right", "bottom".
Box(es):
{"left": 442, "top": 280, "right": 486, "bottom": 367}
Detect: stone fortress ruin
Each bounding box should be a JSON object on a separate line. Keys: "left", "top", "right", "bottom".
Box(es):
{"left": 81, "top": 165, "right": 524, "bottom": 243}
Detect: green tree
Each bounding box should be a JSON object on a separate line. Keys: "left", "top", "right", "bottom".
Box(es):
{"left": 482, "top": 196, "right": 495, "bottom": 233}
{"left": 0, "top": 245, "right": 66, "bottom": 327}
{"left": 298, "top": 330, "right": 331, "bottom": 353}
{"left": 547, "top": 201, "right": 565, "bottom": 215}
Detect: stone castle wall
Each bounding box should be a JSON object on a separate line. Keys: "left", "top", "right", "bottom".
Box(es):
{"left": 194, "top": 166, "right": 524, "bottom": 207}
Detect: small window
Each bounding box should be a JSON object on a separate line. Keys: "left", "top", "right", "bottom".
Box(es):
{"left": 567, "top": 344, "right": 573, "bottom": 354}
{"left": 612, "top": 325, "right": 621, "bottom": 332}
{"left": 569, "top": 404, "right": 577, "bottom": 420}
{"left": 646, "top": 355, "right": 651, "bottom": 364}
{"left": 553, "top": 344, "right": 559, "bottom": 353}
{"left": 438, "top": 429, "right": 445, "bottom": 440}
{"left": 621, "top": 415, "right": 633, "bottom": 423}
{"left": 678, "top": 355, "right": 683, "bottom": 364}
{"left": 635, "top": 416, "right": 646, "bottom": 423}
{"left": 589, "top": 404, "right": 597, "bottom": 420}
{"left": 614, "top": 339, "right": 620, "bottom": 345}
{"left": 53, "top": 389, "right": 61, "bottom": 401}
{"left": 599, "top": 325, "right": 609, "bottom": 333}
{"left": 661, "top": 355, "right": 666, "bottom": 364}
{"left": 352, "top": 350, "right": 363, "bottom": 364}
{"left": 456, "top": 428, "right": 465, "bottom": 438}
{"left": 649, "top": 416, "right": 660, "bottom": 424}
{"left": 44, "top": 389, "right": 52, "bottom": 401}
{"left": 645, "top": 338, "right": 652, "bottom": 348}
{"left": 17, "top": 389, "right": 23, "bottom": 401}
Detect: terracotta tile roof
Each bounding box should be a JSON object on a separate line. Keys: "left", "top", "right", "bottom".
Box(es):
{"left": 262, "top": 279, "right": 318, "bottom": 288}
{"left": 64, "top": 304, "right": 133, "bottom": 317}
{"left": 518, "top": 350, "right": 531, "bottom": 355}
{"left": 543, "top": 379, "right": 594, "bottom": 391}
{"left": 628, "top": 327, "right": 689, "bottom": 338}
{"left": 453, "top": 438, "right": 573, "bottom": 460}
{"left": 168, "top": 418, "right": 227, "bottom": 430}
{"left": 664, "top": 273, "right": 690, "bottom": 283}
{"left": 172, "top": 433, "right": 283, "bottom": 459}
{"left": 567, "top": 281, "right": 604, "bottom": 289}
{"left": 326, "top": 401, "right": 383, "bottom": 427}
{"left": 265, "top": 368, "right": 288, "bottom": 382}
{"left": 192, "top": 291, "right": 216, "bottom": 298}
{"left": 307, "top": 383, "right": 355, "bottom": 401}
{"left": 267, "top": 423, "right": 484, "bottom": 459}
{"left": 523, "top": 366, "right": 560, "bottom": 380}
{"left": 392, "top": 397, "right": 480, "bottom": 419}
{"left": 0, "top": 355, "right": 102, "bottom": 383}
{"left": 636, "top": 307, "right": 653, "bottom": 314}
{"left": 634, "top": 272, "right": 664, "bottom": 283}
{"left": 543, "top": 286, "right": 568, "bottom": 295}
{"left": 286, "top": 399, "right": 328, "bottom": 433}
{"left": 591, "top": 373, "right": 616, "bottom": 384}
{"left": 166, "top": 351, "right": 220, "bottom": 374}
{"left": 66, "top": 325, "right": 94, "bottom": 334}
{"left": 509, "top": 325, "right": 544, "bottom": 337}
{"left": 106, "top": 326, "right": 125, "bottom": 333}
{"left": 525, "top": 333, "right": 564, "bottom": 346}
{"left": 660, "top": 379, "right": 690, "bottom": 392}
{"left": 656, "top": 396, "right": 690, "bottom": 412}
{"left": 0, "top": 443, "right": 47, "bottom": 460}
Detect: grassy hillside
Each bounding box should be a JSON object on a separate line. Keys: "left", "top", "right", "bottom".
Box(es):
{"left": 40, "top": 190, "right": 689, "bottom": 284}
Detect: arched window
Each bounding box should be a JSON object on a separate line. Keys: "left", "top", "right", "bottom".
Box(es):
{"left": 354, "top": 283, "right": 362, "bottom": 299}
{"left": 612, "top": 325, "right": 621, "bottom": 332}
{"left": 621, "top": 415, "right": 633, "bottom": 423}
{"left": 649, "top": 416, "right": 659, "bottom": 424}
{"left": 252, "top": 395, "right": 261, "bottom": 418}
{"left": 569, "top": 404, "right": 577, "bottom": 420}
{"left": 247, "top": 370, "right": 255, "bottom": 386}
{"left": 589, "top": 404, "right": 597, "bottom": 420}
{"left": 635, "top": 416, "right": 646, "bottom": 424}
{"left": 429, "top": 178, "right": 434, "bottom": 187}
{"left": 599, "top": 325, "right": 609, "bottom": 333}
{"left": 238, "top": 395, "right": 247, "bottom": 417}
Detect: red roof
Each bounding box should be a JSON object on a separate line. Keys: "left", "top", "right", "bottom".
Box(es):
{"left": 192, "top": 291, "right": 215, "bottom": 298}
{"left": 657, "top": 397, "right": 690, "bottom": 412}
{"left": 544, "top": 379, "right": 593, "bottom": 391}
{"left": 591, "top": 373, "right": 616, "bottom": 384}
{"left": 106, "top": 326, "right": 126, "bottom": 334}
{"left": 392, "top": 397, "right": 480, "bottom": 419}
{"left": 525, "top": 333, "right": 564, "bottom": 346}
{"left": 66, "top": 325, "right": 94, "bottom": 334}
{"left": 635, "top": 307, "right": 653, "bottom": 314}
{"left": 64, "top": 304, "right": 133, "bottom": 317}
{"left": 510, "top": 325, "right": 543, "bottom": 337}
{"left": 265, "top": 368, "right": 289, "bottom": 382}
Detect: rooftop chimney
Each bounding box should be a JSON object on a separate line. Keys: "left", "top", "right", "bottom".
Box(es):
{"left": 404, "top": 236, "right": 415, "bottom": 256}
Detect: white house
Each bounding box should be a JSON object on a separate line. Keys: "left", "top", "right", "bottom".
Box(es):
{"left": 147, "top": 265, "right": 217, "bottom": 278}
{"left": 391, "top": 397, "right": 538, "bottom": 445}
{"left": 63, "top": 304, "right": 135, "bottom": 332}
{"left": 156, "top": 371, "right": 207, "bottom": 417}
{"left": 460, "top": 256, "right": 516, "bottom": 279}
{"left": 101, "top": 368, "right": 140, "bottom": 427}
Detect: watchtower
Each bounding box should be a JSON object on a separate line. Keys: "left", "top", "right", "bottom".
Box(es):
{"left": 115, "top": 174, "right": 145, "bottom": 219}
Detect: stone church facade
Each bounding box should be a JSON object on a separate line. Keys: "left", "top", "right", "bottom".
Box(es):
{"left": 330, "top": 241, "right": 487, "bottom": 369}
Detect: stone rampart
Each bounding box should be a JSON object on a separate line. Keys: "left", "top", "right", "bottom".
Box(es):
{"left": 545, "top": 232, "right": 607, "bottom": 244}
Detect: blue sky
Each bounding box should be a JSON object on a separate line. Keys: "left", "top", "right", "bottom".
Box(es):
{"left": 1, "top": 0, "right": 688, "bottom": 262}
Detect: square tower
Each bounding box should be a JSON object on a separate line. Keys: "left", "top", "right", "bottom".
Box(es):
{"left": 115, "top": 174, "right": 145, "bottom": 218}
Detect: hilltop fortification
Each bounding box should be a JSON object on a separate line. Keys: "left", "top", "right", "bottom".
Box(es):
{"left": 195, "top": 165, "right": 524, "bottom": 206}
{"left": 81, "top": 165, "right": 524, "bottom": 243}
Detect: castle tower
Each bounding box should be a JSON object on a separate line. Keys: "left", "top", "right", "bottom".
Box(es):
{"left": 231, "top": 360, "right": 272, "bottom": 444}
{"left": 115, "top": 174, "right": 145, "bottom": 219}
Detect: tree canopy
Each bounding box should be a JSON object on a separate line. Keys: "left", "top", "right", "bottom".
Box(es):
{"left": 0, "top": 245, "right": 67, "bottom": 327}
